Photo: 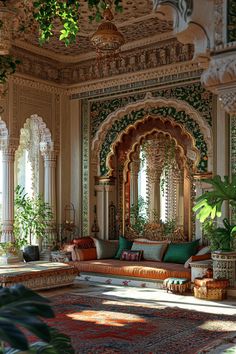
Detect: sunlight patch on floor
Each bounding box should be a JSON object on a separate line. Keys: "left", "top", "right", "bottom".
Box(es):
{"left": 67, "top": 310, "right": 146, "bottom": 326}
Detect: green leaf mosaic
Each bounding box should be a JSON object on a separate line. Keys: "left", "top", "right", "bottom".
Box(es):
{"left": 100, "top": 106, "right": 208, "bottom": 175}
{"left": 90, "top": 82, "right": 212, "bottom": 137}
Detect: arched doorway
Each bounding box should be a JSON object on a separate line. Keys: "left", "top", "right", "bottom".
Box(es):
{"left": 91, "top": 96, "right": 213, "bottom": 241}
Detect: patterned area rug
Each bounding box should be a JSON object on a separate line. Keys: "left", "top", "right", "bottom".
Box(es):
{"left": 46, "top": 293, "right": 236, "bottom": 354}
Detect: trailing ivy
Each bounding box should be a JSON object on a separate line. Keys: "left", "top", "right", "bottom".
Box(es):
{"left": 0, "top": 55, "right": 20, "bottom": 84}
{"left": 32, "top": 0, "right": 123, "bottom": 46}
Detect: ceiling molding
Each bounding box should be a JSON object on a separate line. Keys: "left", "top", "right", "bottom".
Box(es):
{"left": 13, "top": 32, "right": 175, "bottom": 64}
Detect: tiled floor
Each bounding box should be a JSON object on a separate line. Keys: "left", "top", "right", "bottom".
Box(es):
{"left": 39, "top": 277, "right": 236, "bottom": 353}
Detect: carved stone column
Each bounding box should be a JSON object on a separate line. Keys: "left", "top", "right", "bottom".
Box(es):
{"left": 176, "top": 171, "right": 184, "bottom": 226}
{"left": 40, "top": 144, "right": 57, "bottom": 251}
{"left": 95, "top": 176, "right": 116, "bottom": 240}
{"left": 130, "top": 159, "right": 140, "bottom": 209}
{"left": 1, "top": 139, "right": 18, "bottom": 243}
{"left": 201, "top": 50, "right": 236, "bottom": 224}
{"left": 149, "top": 174, "right": 161, "bottom": 222}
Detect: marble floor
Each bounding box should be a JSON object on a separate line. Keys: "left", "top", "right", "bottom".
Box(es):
{"left": 39, "top": 277, "right": 236, "bottom": 353}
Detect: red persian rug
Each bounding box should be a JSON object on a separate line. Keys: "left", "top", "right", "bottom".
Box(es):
{"left": 46, "top": 294, "right": 236, "bottom": 354}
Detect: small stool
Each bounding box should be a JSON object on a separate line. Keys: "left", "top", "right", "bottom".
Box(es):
{"left": 163, "top": 277, "right": 191, "bottom": 294}
{"left": 194, "top": 277, "right": 229, "bottom": 300}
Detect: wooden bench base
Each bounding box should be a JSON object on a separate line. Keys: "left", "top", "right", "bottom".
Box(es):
{"left": 0, "top": 261, "right": 78, "bottom": 290}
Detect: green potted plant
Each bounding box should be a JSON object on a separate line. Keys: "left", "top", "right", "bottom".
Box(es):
{"left": 14, "top": 185, "right": 53, "bottom": 262}
{"left": 0, "top": 242, "right": 22, "bottom": 264}
{"left": 193, "top": 175, "right": 236, "bottom": 251}
{"left": 193, "top": 175, "right": 236, "bottom": 285}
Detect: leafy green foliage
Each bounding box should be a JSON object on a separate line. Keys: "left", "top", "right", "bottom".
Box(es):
{"left": 0, "top": 56, "right": 20, "bottom": 84}
{"left": 203, "top": 218, "right": 236, "bottom": 252}
{"left": 130, "top": 196, "right": 148, "bottom": 235}
{"left": 14, "top": 186, "right": 53, "bottom": 246}
{"left": 32, "top": 0, "right": 123, "bottom": 45}
{"left": 193, "top": 175, "right": 236, "bottom": 251}
{"left": 0, "top": 284, "right": 74, "bottom": 353}
{"left": 193, "top": 175, "right": 236, "bottom": 223}
{"left": 0, "top": 242, "right": 20, "bottom": 256}
{"left": 163, "top": 218, "right": 176, "bottom": 237}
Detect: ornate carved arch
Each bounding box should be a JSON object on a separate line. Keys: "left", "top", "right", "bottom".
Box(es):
{"left": 107, "top": 114, "right": 199, "bottom": 179}
{"left": 91, "top": 96, "right": 213, "bottom": 175}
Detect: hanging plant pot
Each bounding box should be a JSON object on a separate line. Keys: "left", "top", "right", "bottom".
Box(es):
{"left": 0, "top": 6, "right": 15, "bottom": 55}
{"left": 23, "top": 245, "right": 40, "bottom": 262}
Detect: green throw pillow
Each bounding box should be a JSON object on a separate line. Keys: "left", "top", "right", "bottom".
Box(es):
{"left": 163, "top": 239, "right": 200, "bottom": 264}
{"left": 114, "top": 236, "right": 133, "bottom": 259}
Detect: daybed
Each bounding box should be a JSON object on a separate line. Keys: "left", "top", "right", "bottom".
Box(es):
{"left": 65, "top": 236, "right": 211, "bottom": 286}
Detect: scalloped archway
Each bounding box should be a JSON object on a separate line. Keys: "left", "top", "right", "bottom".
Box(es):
{"left": 91, "top": 95, "right": 213, "bottom": 176}
{"left": 107, "top": 113, "right": 199, "bottom": 179}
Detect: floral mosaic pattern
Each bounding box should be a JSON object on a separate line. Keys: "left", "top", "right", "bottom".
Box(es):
{"left": 90, "top": 82, "right": 213, "bottom": 137}
{"left": 82, "top": 100, "right": 90, "bottom": 236}
{"left": 100, "top": 106, "right": 208, "bottom": 175}
{"left": 227, "top": 0, "right": 236, "bottom": 43}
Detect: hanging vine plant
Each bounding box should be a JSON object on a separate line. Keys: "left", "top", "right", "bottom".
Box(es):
{"left": 0, "top": 55, "right": 20, "bottom": 85}
{"left": 160, "top": 141, "right": 176, "bottom": 194}
{"left": 32, "top": 0, "right": 123, "bottom": 46}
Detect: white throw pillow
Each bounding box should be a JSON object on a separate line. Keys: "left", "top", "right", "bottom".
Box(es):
{"left": 195, "top": 246, "right": 210, "bottom": 255}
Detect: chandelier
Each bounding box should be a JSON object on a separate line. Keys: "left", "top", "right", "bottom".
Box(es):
{"left": 90, "top": 7, "right": 125, "bottom": 59}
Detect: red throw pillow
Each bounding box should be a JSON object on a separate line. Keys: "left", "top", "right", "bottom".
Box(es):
{"left": 73, "top": 248, "right": 97, "bottom": 261}
{"left": 72, "top": 236, "right": 95, "bottom": 249}
{"left": 120, "top": 250, "right": 143, "bottom": 261}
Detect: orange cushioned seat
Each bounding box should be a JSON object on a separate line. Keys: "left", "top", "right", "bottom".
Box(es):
{"left": 70, "top": 259, "right": 191, "bottom": 280}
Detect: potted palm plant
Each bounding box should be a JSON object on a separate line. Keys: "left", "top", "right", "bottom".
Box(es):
{"left": 14, "top": 185, "right": 53, "bottom": 262}
{"left": 193, "top": 175, "right": 236, "bottom": 286}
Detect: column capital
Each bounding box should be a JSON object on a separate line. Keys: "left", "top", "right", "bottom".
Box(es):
{"left": 95, "top": 176, "right": 116, "bottom": 186}
{"left": 201, "top": 52, "right": 236, "bottom": 113}
{"left": 218, "top": 89, "right": 236, "bottom": 114}
{"left": 1, "top": 137, "right": 19, "bottom": 159}
{"left": 40, "top": 141, "right": 56, "bottom": 158}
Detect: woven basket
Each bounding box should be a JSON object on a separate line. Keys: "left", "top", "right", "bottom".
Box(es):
{"left": 194, "top": 286, "right": 227, "bottom": 300}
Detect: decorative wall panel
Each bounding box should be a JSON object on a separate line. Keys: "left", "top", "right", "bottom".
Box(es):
{"left": 90, "top": 82, "right": 212, "bottom": 138}
{"left": 81, "top": 99, "right": 90, "bottom": 235}
{"left": 227, "top": 0, "right": 236, "bottom": 42}
{"left": 99, "top": 106, "right": 208, "bottom": 175}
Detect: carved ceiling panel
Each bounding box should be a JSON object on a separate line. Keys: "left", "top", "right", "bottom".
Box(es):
{"left": 12, "top": 0, "right": 173, "bottom": 57}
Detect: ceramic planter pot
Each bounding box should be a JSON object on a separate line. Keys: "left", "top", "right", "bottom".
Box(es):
{"left": 23, "top": 245, "right": 40, "bottom": 262}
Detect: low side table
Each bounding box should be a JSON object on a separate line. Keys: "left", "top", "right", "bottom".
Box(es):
{"left": 189, "top": 260, "right": 212, "bottom": 282}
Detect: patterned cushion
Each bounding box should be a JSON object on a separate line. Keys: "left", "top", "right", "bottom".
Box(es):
{"left": 120, "top": 250, "right": 143, "bottom": 261}
{"left": 131, "top": 241, "right": 168, "bottom": 261}
{"left": 92, "top": 238, "right": 118, "bottom": 259}
{"left": 72, "top": 237, "right": 95, "bottom": 249}
{"left": 73, "top": 247, "right": 97, "bottom": 261}
{"left": 114, "top": 236, "right": 133, "bottom": 259}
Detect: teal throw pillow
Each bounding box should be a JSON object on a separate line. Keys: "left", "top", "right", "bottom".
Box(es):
{"left": 163, "top": 239, "right": 200, "bottom": 264}
{"left": 115, "top": 236, "right": 133, "bottom": 259}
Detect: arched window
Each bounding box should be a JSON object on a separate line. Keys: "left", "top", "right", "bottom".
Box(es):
{"left": 15, "top": 149, "right": 34, "bottom": 198}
